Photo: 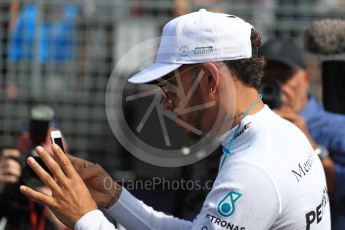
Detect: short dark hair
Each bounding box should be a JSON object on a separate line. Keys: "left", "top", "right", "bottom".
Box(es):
{"left": 223, "top": 29, "right": 265, "bottom": 90}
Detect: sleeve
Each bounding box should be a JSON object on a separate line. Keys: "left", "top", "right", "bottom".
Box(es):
{"left": 189, "top": 160, "right": 282, "bottom": 230}
{"left": 106, "top": 188, "right": 193, "bottom": 230}
{"left": 75, "top": 188, "right": 193, "bottom": 230}
{"left": 75, "top": 161, "right": 281, "bottom": 230}
{"left": 335, "top": 164, "right": 345, "bottom": 198}
{"left": 74, "top": 210, "right": 117, "bottom": 230}
{"left": 326, "top": 115, "right": 345, "bottom": 154}
{"left": 331, "top": 136, "right": 345, "bottom": 155}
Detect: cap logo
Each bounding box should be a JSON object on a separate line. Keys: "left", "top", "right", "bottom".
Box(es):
{"left": 179, "top": 46, "right": 190, "bottom": 57}
{"left": 191, "top": 46, "right": 214, "bottom": 55}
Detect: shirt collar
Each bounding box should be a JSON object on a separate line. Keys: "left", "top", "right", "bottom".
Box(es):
{"left": 218, "top": 105, "right": 269, "bottom": 149}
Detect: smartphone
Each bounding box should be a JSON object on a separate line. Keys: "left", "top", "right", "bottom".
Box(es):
{"left": 50, "top": 130, "right": 65, "bottom": 152}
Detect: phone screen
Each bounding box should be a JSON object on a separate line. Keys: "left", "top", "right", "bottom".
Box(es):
{"left": 50, "top": 131, "right": 65, "bottom": 152}
{"left": 53, "top": 137, "right": 64, "bottom": 151}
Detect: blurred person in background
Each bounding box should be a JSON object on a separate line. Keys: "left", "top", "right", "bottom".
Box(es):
{"left": 174, "top": 0, "right": 225, "bottom": 16}
{"left": 6, "top": 1, "right": 78, "bottom": 97}
{"left": 8, "top": 2, "right": 78, "bottom": 62}
{"left": 174, "top": 0, "right": 275, "bottom": 39}
{"left": 0, "top": 105, "right": 68, "bottom": 230}
{"left": 0, "top": 0, "right": 20, "bottom": 99}
{"left": 316, "top": 0, "right": 345, "bottom": 15}
{"left": 259, "top": 38, "right": 345, "bottom": 230}
{"left": 241, "top": 0, "right": 276, "bottom": 40}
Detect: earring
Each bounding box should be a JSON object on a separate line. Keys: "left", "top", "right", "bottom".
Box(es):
{"left": 168, "top": 99, "right": 173, "bottom": 104}
{"left": 210, "top": 88, "right": 216, "bottom": 94}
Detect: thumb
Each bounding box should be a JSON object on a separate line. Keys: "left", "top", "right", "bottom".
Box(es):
{"left": 2, "top": 149, "right": 21, "bottom": 160}
{"left": 77, "top": 164, "right": 104, "bottom": 181}
{"left": 67, "top": 154, "right": 94, "bottom": 171}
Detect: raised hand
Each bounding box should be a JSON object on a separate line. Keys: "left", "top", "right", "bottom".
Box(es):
{"left": 0, "top": 149, "right": 22, "bottom": 185}
{"left": 68, "top": 155, "right": 123, "bottom": 209}
{"left": 20, "top": 145, "right": 97, "bottom": 228}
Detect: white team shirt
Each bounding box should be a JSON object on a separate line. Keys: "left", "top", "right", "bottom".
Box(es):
{"left": 75, "top": 106, "right": 330, "bottom": 230}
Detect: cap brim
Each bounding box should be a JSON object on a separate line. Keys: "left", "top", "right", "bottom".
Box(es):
{"left": 128, "top": 62, "right": 182, "bottom": 84}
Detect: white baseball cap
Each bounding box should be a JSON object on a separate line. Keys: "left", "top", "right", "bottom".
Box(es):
{"left": 128, "top": 9, "right": 254, "bottom": 84}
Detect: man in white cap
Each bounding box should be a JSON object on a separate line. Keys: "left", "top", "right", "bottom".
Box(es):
{"left": 19, "top": 10, "right": 330, "bottom": 230}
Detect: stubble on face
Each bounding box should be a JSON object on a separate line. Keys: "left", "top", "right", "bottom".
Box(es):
{"left": 181, "top": 85, "right": 205, "bottom": 140}
{"left": 172, "top": 65, "right": 219, "bottom": 140}
{"left": 177, "top": 83, "right": 220, "bottom": 141}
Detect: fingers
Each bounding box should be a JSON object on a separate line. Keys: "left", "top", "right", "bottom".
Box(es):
{"left": 1, "top": 149, "right": 21, "bottom": 160}
{"left": 275, "top": 106, "right": 299, "bottom": 122}
{"left": 77, "top": 163, "right": 102, "bottom": 181}
{"left": 274, "top": 106, "right": 292, "bottom": 114}
{"left": 67, "top": 154, "right": 94, "bottom": 171}
{"left": 51, "top": 144, "right": 77, "bottom": 178}
{"left": 35, "top": 146, "right": 67, "bottom": 185}
{"left": 279, "top": 113, "right": 299, "bottom": 123}
{"left": 20, "top": 185, "right": 55, "bottom": 207}
{"left": 27, "top": 156, "right": 61, "bottom": 194}
{"left": 277, "top": 112, "right": 297, "bottom": 122}
{"left": 275, "top": 107, "right": 308, "bottom": 134}
{"left": 36, "top": 187, "right": 53, "bottom": 196}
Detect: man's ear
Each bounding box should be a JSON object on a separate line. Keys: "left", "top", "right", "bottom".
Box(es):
{"left": 202, "top": 63, "right": 220, "bottom": 94}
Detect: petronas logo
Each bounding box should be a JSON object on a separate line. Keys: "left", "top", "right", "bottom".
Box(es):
{"left": 217, "top": 191, "right": 242, "bottom": 217}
